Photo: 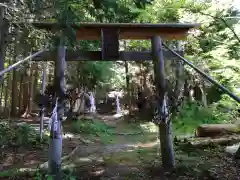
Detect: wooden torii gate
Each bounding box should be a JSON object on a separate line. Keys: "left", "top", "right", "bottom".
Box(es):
{"left": 31, "top": 22, "right": 199, "bottom": 177}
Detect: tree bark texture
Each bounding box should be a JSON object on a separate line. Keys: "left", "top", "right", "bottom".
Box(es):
{"left": 11, "top": 29, "right": 20, "bottom": 117}
{"left": 151, "top": 36, "right": 175, "bottom": 169}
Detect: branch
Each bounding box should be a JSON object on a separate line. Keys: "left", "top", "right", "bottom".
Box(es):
{"left": 187, "top": 9, "right": 240, "bottom": 44}
{"left": 0, "top": 3, "right": 19, "bottom": 12}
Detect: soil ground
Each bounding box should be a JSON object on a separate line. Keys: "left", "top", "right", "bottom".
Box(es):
{"left": 0, "top": 115, "right": 240, "bottom": 180}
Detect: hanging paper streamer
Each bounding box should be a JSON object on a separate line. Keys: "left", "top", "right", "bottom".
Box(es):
{"left": 48, "top": 98, "right": 58, "bottom": 131}
{"left": 89, "top": 92, "right": 96, "bottom": 113}
{"left": 116, "top": 95, "right": 121, "bottom": 114}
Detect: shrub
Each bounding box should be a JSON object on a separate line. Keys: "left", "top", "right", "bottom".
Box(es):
{"left": 72, "top": 119, "right": 115, "bottom": 136}
{"left": 0, "top": 122, "right": 48, "bottom": 148}
{"left": 172, "top": 101, "right": 235, "bottom": 135}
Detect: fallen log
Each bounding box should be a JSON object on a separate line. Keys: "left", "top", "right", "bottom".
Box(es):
{"left": 195, "top": 124, "right": 240, "bottom": 137}
{"left": 181, "top": 135, "right": 240, "bottom": 148}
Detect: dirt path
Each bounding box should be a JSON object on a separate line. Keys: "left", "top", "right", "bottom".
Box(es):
{"left": 2, "top": 115, "right": 240, "bottom": 180}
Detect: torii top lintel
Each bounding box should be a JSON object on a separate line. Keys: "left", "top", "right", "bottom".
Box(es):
{"left": 30, "top": 22, "right": 199, "bottom": 60}
{"left": 31, "top": 22, "right": 200, "bottom": 40}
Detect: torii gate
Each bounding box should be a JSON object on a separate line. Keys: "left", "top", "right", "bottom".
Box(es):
{"left": 30, "top": 22, "right": 199, "bottom": 177}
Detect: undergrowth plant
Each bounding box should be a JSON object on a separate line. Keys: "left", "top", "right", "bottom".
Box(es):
{"left": 172, "top": 101, "right": 236, "bottom": 135}
{"left": 0, "top": 122, "right": 48, "bottom": 148}
{"left": 72, "top": 118, "right": 115, "bottom": 135}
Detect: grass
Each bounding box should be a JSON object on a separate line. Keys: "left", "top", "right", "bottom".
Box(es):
{"left": 70, "top": 100, "right": 236, "bottom": 145}
{"left": 71, "top": 118, "right": 159, "bottom": 144}
{"left": 0, "top": 122, "right": 48, "bottom": 148}
{"left": 71, "top": 119, "right": 118, "bottom": 144}
{"left": 172, "top": 101, "right": 233, "bottom": 135}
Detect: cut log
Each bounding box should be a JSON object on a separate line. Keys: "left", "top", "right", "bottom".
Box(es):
{"left": 195, "top": 124, "right": 240, "bottom": 137}
{"left": 190, "top": 135, "right": 240, "bottom": 147}
{"left": 180, "top": 135, "right": 240, "bottom": 148}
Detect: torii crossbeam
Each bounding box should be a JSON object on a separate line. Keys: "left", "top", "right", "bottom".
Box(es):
{"left": 28, "top": 22, "right": 199, "bottom": 61}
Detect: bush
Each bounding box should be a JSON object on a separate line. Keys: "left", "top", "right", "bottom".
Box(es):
{"left": 72, "top": 119, "right": 115, "bottom": 136}
{"left": 0, "top": 122, "right": 48, "bottom": 148}
{"left": 172, "top": 101, "right": 235, "bottom": 135}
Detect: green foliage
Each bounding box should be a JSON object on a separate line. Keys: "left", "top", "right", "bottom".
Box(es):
{"left": 72, "top": 119, "right": 118, "bottom": 144}
{"left": 172, "top": 101, "right": 234, "bottom": 135}
{"left": 72, "top": 119, "right": 115, "bottom": 135}
{"left": 69, "top": 61, "right": 114, "bottom": 89}
{"left": 0, "top": 122, "right": 48, "bottom": 148}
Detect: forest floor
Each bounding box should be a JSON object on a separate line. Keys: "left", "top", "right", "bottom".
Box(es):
{"left": 0, "top": 114, "right": 240, "bottom": 180}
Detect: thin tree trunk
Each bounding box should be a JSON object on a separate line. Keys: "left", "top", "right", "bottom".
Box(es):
{"left": 33, "top": 67, "right": 39, "bottom": 102}
{"left": 174, "top": 42, "right": 184, "bottom": 102}
{"left": 0, "top": 5, "right": 7, "bottom": 77}
{"left": 124, "top": 61, "right": 132, "bottom": 114}
{"left": 11, "top": 29, "right": 20, "bottom": 117}
{"left": 200, "top": 79, "right": 207, "bottom": 107}
{"left": 0, "top": 7, "right": 7, "bottom": 112}
{"left": 21, "top": 63, "right": 31, "bottom": 118}
{"left": 172, "top": 41, "right": 185, "bottom": 113}
{"left": 18, "top": 74, "right": 24, "bottom": 115}
{"left": 123, "top": 41, "right": 132, "bottom": 114}
{"left": 0, "top": 82, "right": 4, "bottom": 112}
{"left": 4, "top": 74, "right": 9, "bottom": 116}
{"left": 27, "top": 64, "right": 36, "bottom": 114}
{"left": 40, "top": 65, "right": 46, "bottom": 139}
{"left": 4, "top": 56, "right": 12, "bottom": 117}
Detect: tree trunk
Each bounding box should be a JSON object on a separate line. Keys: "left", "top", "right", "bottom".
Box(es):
{"left": 21, "top": 63, "right": 31, "bottom": 118}
{"left": 173, "top": 41, "right": 184, "bottom": 110}
{"left": 200, "top": 79, "right": 207, "bottom": 107}
{"left": 11, "top": 29, "right": 20, "bottom": 117}
{"left": 195, "top": 124, "right": 240, "bottom": 137}
{"left": 123, "top": 41, "right": 132, "bottom": 114}
{"left": 0, "top": 82, "right": 4, "bottom": 112}
{"left": 33, "top": 68, "right": 39, "bottom": 101}
{"left": 18, "top": 74, "right": 24, "bottom": 115}
{"left": 124, "top": 60, "right": 132, "bottom": 114}
{"left": 0, "top": 6, "right": 7, "bottom": 77}
{"left": 4, "top": 57, "right": 11, "bottom": 117}
{"left": 0, "top": 7, "right": 7, "bottom": 112}
{"left": 4, "top": 74, "right": 10, "bottom": 116}
{"left": 27, "top": 64, "right": 36, "bottom": 114}
{"left": 152, "top": 36, "right": 175, "bottom": 169}
{"left": 11, "top": 67, "right": 18, "bottom": 117}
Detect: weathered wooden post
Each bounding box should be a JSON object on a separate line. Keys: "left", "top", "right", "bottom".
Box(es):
{"left": 151, "top": 36, "right": 175, "bottom": 169}
{"left": 49, "top": 45, "right": 66, "bottom": 178}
